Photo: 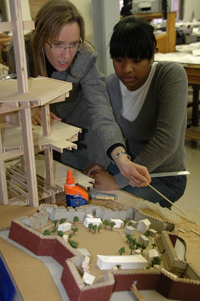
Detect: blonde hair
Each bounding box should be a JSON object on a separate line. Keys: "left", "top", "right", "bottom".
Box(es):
{"left": 30, "top": 0, "right": 85, "bottom": 76}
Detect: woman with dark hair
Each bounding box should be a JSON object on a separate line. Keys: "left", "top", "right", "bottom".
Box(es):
{"left": 8, "top": 1, "right": 150, "bottom": 187}
{"left": 85, "top": 16, "right": 188, "bottom": 208}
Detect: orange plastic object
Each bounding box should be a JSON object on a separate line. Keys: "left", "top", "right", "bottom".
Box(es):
{"left": 64, "top": 170, "right": 88, "bottom": 207}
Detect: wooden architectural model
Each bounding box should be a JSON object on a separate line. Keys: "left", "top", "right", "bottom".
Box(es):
{"left": 0, "top": 0, "right": 92, "bottom": 207}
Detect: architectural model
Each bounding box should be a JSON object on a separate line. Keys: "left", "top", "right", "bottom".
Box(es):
{"left": 97, "top": 254, "right": 148, "bottom": 270}
{"left": 6, "top": 203, "right": 200, "bottom": 301}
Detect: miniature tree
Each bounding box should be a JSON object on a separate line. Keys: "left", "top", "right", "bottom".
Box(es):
{"left": 88, "top": 223, "right": 93, "bottom": 231}
{"left": 127, "top": 236, "right": 133, "bottom": 244}
{"left": 140, "top": 243, "right": 147, "bottom": 253}
{"left": 146, "top": 266, "right": 151, "bottom": 270}
{"left": 152, "top": 243, "right": 157, "bottom": 249}
{"left": 152, "top": 256, "right": 161, "bottom": 267}
{"left": 110, "top": 221, "right": 116, "bottom": 230}
{"left": 98, "top": 225, "right": 102, "bottom": 232}
{"left": 92, "top": 225, "right": 97, "bottom": 233}
{"left": 119, "top": 247, "right": 125, "bottom": 255}
{"left": 103, "top": 220, "right": 110, "bottom": 229}
{"left": 125, "top": 234, "right": 132, "bottom": 243}
{"left": 51, "top": 227, "right": 57, "bottom": 235}
{"left": 130, "top": 237, "right": 137, "bottom": 246}
{"left": 73, "top": 216, "right": 79, "bottom": 224}
{"left": 136, "top": 242, "right": 141, "bottom": 249}
{"left": 68, "top": 233, "right": 73, "bottom": 239}
{"left": 144, "top": 230, "right": 151, "bottom": 237}
{"left": 123, "top": 219, "right": 128, "bottom": 227}
{"left": 71, "top": 227, "right": 78, "bottom": 235}
{"left": 68, "top": 240, "right": 78, "bottom": 249}
{"left": 60, "top": 218, "right": 67, "bottom": 224}
{"left": 129, "top": 245, "right": 136, "bottom": 255}
{"left": 128, "top": 221, "right": 132, "bottom": 226}
{"left": 43, "top": 229, "right": 51, "bottom": 236}
{"left": 57, "top": 231, "right": 64, "bottom": 237}
{"left": 52, "top": 219, "right": 59, "bottom": 227}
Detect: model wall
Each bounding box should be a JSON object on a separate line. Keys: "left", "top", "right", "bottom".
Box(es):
{"left": 113, "top": 269, "right": 160, "bottom": 291}
{"left": 41, "top": 204, "right": 134, "bottom": 223}
{"left": 134, "top": 211, "right": 175, "bottom": 233}
{"left": 157, "top": 272, "right": 200, "bottom": 300}
{"left": 161, "top": 232, "right": 187, "bottom": 270}
{"left": 61, "top": 260, "right": 115, "bottom": 301}
{"left": 8, "top": 220, "right": 79, "bottom": 259}
{"left": 186, "top": 265, "right": 200, "bottom": 280}
{"left": 40, "top": 204, "right": 176, "bottom": 234}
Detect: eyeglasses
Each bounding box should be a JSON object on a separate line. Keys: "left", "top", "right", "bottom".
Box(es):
{"left": 46, "top": 38, "right": 82, "bottom": 53}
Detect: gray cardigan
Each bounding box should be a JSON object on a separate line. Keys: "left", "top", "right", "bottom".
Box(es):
{"left": 50, "top": 45, "right": 125, "bottom": 151}
{"left": 9, "top": 44, "right": 124, "bottom": 170}
{"left": 106, "top": 62, "right": 188, "bottom": 188}
{"left": 49, "top": 45, "right": 123, "bottom": 170}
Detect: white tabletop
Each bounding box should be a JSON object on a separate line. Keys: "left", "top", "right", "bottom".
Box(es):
{"left": 154, "top": 51, "right": 200, "bottom": 66}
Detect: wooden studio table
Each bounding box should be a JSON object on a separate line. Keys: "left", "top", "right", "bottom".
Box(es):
{"left": 184, "top": 65, "right": 200, "bottom": 126}
{"left": 155, "top": 52, "right": 200, "bottom": 126}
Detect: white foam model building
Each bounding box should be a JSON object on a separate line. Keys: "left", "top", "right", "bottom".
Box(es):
{"left": 82, "top": 271, "right": 95, "bottom": 285}
{"left": 63, "top": 234, "right": 69, "bottom": 242}
{"left": 110, "top": 219, "right": 123, "bottom": 228}
{"left": 148, "top": 249, "right": 159, "bottom": 265}
{"left": 83, "top": 218, "right": 102, "bottom": 228}
{"left": 137, "top": 219, "right": 151, "bottom": 233}
{"left": 97, "top": 255, "right": 148, "bottom": 270}
{"left": 149, "top": 229, "right": 157, "bottom": 237}
{"left": 139, "top": 235, "right": 150, "bottom": 246}
{"left": 125, "top": 226, "right": 136, "bottom": 235}
{"left": 58, "top": 222, "right": 72, "bottom": 232}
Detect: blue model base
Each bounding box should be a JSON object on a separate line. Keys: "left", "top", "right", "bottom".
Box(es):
{"left": 66, "top": 195, "right": 88, "bottom": 207}
{"left": 0, "top": 257, "right": 15, "bottom": 301}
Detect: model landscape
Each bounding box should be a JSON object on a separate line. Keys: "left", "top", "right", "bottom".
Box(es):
{"left": 8, "top": 203, "right": 200, "bottom": 301}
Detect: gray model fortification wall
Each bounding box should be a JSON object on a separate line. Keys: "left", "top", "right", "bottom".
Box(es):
{"left": 134, "top": 211, "right": 175, "bottom": 233}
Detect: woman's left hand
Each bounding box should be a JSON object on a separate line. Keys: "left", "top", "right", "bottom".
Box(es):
{"left": 89, "top": 169, "right": 119, "bottom": 190}
{"left": 83, "top": 164, "right": 106, "bottom": 176}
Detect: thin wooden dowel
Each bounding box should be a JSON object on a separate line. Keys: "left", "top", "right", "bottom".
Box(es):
{"left": 146, "top": 183, "right": 187, "bottom": 216}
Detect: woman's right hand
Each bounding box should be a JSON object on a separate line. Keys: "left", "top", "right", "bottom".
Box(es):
{"left": 31, "top": 109, "right": 61, "bottom": 126}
